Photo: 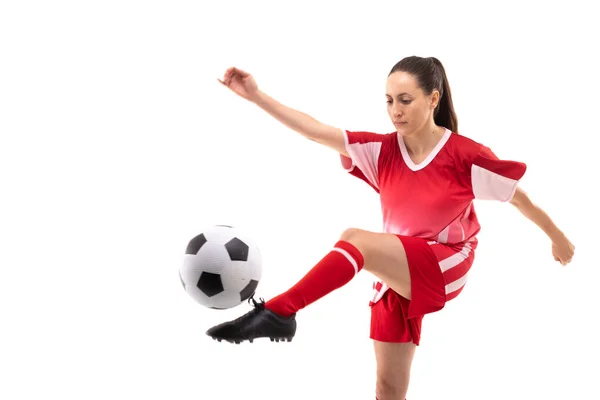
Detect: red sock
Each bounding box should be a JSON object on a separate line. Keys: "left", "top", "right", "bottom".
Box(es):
{"left": 265, "top": 240, "right": 364, "bottom": 317}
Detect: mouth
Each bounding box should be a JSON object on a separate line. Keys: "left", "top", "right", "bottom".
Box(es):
{"left": 394, "top": 121, "right": 407, "bottom": 126}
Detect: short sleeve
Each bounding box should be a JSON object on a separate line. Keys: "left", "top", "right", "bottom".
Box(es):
{"left": 339, "top": 130, "right": 384, "bottom": 193}
{"left": 471, "top": 145, "right": 527, "bottom": 202}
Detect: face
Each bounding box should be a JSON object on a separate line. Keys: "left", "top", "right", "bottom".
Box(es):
{"left": 386, "top": 71, "right": 439, "bottom": 136}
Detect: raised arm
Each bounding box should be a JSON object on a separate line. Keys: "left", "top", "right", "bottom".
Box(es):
{"left": 219, "top": 67, "right": 348, "bottom": 157}
{"left": 509, "top": 187, "right": 575, "bottom": 266}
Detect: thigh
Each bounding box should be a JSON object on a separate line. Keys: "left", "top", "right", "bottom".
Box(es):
{"left": 341, "top": 229, "right": 411, "bottom": 299}
{"left": 374, "top": 340, "right": 416, "bottom": 400}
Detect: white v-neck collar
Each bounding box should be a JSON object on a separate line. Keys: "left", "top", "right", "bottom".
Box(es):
{"left": 398, "top": 128, "right": 452, "bottom": 171}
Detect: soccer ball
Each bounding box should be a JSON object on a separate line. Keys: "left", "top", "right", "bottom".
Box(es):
{"left": 179, "top": 225, "right": 262, "bottom": 309}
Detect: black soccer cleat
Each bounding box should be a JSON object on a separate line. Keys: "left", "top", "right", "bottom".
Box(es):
{"left": 206, "top": 297, "right": 296, "bottom": 344}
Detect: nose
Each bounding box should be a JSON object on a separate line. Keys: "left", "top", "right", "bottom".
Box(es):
{"left": 392, "top": 104, "right": 404, "bottom": 118}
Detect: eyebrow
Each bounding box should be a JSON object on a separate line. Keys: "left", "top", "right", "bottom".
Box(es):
{"left": 386, "top": 92, "right": 412, "bottom": 97}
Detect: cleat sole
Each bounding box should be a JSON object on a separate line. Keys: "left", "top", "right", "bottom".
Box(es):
{"left": 209, "top": 335, "right": 294, "bottom": 344}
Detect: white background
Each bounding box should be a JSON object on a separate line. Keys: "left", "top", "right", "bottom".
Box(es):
{"left": 1, "top": 1, "right": 599, "bottom": 399}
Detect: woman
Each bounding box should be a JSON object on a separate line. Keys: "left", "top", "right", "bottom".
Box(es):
{"left": 206, "top": 56, "right": 575, "bottom": 400}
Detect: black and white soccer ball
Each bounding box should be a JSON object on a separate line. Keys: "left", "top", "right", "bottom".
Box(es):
{"left": 179, "top": 225, "right": 262, "bottom": 309}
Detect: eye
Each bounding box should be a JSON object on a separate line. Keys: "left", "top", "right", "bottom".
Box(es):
{"left": 400, "top": 99, "right": 412, "bottom": 105}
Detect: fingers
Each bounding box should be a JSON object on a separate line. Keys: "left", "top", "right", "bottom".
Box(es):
{"left": 219, "top": 67, "right": 250, "bottom": 86}
{"left": 220, "top": 69, "right": 232, "bottom": 86}
{"left": 552, "top": 240, "right": 575, "bottom": 266}
{"left": 553, "top": 255, "right": 571, "bottom": 266}
{"left": 228, "top": 67, "right": 249, "bottom": 77}
{"left": 219, "top": 69, "right": 236, "bottom": 87}
{"left": 556, "top": 256, "right": 572, "bottom": 266}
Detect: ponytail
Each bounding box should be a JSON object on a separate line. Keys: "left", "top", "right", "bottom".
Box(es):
{"left": 430, "top": 57, "right": 458, "bottom": 133}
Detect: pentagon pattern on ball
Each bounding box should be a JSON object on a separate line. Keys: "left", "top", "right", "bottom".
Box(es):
{"left": 197, "top": 271, "right": 224, "bottom": 297}
{"left": 179, "top": 225, "right": 263, "bottom": 310}
{"left": 186, "top": 233, "right": 207, "bottom": 255}
{"left": 240, "top": 279, "right": 259, "bottom": 301}
{"left": 225, "top": 237, "right": 249, "bottom": 261}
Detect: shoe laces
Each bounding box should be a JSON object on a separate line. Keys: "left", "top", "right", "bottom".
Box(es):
{"left": 230, "top": 295, "right": 265, "bottom": 324}
{"left": 248, "top": 295, "right": 265, "bottom": 310}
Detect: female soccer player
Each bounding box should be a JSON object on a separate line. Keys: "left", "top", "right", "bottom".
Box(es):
{"left": 206, "top": 56, "right": 575, "bottom": 400}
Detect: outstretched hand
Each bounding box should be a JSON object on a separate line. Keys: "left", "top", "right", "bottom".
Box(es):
{"left": 218, "top": 67, "right": 259, "bottom": 101}
{"left": 552, "top": 235, "right": 575, "bottom": 266}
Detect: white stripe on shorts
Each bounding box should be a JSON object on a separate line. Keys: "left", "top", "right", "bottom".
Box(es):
{"left": 438, "top": 242, "right": 473, "bottom": 272}
{"left": 446, "top": 274, "right": 468, "bottom": 294}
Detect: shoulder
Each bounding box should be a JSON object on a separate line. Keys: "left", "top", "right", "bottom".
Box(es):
{"left": 446, "top": 131, "right": 485, "bottom": 159}
{"left": 448, "top": 132, "right": 527, "bottom": 194}
{"left": 445, "top": 132, "right": 514, "bottom": 173}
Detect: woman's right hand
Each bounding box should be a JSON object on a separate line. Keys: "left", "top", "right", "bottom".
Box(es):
{"left": 218, "top": 67, "right": 259, "bottom": 101}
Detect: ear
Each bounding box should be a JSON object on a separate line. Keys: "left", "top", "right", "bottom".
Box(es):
{"left": 430, "top": 90, "right": 440, "bottom": 109}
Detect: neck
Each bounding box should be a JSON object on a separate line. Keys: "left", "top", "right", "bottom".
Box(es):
{"left": 401, "top": 121, "right": 446, "bottom": 155}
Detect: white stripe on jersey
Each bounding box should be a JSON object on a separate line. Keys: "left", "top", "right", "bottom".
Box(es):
{"left": 437, "top": 225, "right": 450, "bottom": 243}
{"left": 343, "top": 130, "right": 382, "bottom": 190}
{"left": 471, "top": 164, "right": 519, "bottom": 202}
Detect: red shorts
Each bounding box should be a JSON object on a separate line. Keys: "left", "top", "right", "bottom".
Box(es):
{"left": 369, "top": 235, "right": 473, "bottom": 346}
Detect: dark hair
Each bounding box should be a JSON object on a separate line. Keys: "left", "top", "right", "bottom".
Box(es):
{"left": 389, "top": 56, "right": 458, "bottom": 132}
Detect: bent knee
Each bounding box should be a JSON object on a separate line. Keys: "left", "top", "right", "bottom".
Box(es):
{"left": 339, "top": 228, "right": 366, "bottom": 242}
{"left": 376, "top": 376, "right": 409, "bottom": 400}
{"left": 339, "top": 228, "right": 399, "bottom": 260}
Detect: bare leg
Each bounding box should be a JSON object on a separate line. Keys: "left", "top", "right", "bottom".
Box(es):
{"left": 341, "top": 228, "right": 412, "bottom": 299}
{"left": 374, "top": 340, "right": 416, "bottom": 400}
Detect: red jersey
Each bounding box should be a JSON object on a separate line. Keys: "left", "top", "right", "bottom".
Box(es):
{"left": 339, "top": 128, "right": 527, "bottom": 303}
